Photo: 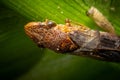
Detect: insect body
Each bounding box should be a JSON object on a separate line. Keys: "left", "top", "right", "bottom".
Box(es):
{"left": 87, "top": 6, "right": 115, "bottom": 34}
{"left": 25, "top": 7, "right": 120, "bottom": 62}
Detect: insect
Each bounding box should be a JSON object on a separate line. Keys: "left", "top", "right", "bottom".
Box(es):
{"left": 87, "top": 6, "right": 115, "bottom": 34}
{"left": 25, "top": 7, "right": 120, "bottom": 62}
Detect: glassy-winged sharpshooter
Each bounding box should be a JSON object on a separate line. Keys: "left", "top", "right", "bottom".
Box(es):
{"left": 25, "top": 7, "right": 120, "bottom": 62}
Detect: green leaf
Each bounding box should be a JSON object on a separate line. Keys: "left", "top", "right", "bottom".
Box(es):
{"left": 1, "top": 0, "right": 120, "bottom": 80}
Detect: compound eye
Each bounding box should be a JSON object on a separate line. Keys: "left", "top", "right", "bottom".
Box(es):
{"left": 86, "top": 7, "right": 94, "bottom": 16}
{"left": 47, "top": 21, "right": 57, "bottom": 28}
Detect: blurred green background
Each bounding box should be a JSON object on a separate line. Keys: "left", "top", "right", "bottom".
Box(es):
{"left": 1, "top": 0, "right": 120, "bottom": 80}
